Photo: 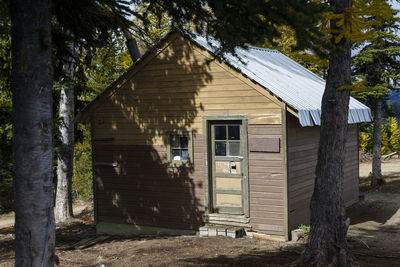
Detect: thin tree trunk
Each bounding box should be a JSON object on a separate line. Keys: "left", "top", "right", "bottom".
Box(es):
{"left": 371, "top": 99, "right": 385, "bottom": 186}
{"left": 11, "top": 0, "right": 55, "bottom": 266}
{"left": 296, "top": 0, "right": 358, "bottom": 266}
{"left": 123, "top": 29, "right": 141, "bottom": 62}
{"left": 55, "top": 55, "right": 75, "bottom": 222}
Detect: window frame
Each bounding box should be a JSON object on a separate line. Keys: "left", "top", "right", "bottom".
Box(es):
{"left": 167, "top": 130, "right": 193, "bottom": 167}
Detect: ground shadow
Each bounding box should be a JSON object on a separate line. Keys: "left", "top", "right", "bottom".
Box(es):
{"left": 348, "top": 175, "right": 400, "bottom": 225}
{"left": 347, "top": 200, "right": 399, "bottom": 225}
{"left": 182, "top": 249, "right": 300, "bottom": 267}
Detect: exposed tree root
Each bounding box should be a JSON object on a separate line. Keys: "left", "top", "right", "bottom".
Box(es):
{"left": 353, "top": 252, "right": 400, "bottom": 259}
{"left": 290, "top": 216, "right": 360, "bottom": 267}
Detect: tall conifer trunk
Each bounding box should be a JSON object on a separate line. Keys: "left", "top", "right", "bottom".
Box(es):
{"left": 11, "top": 0, "right": 55, "bottom": 265}
{"left": 297, "top": 0, "right": 357, "bottom": 266}
{"left": 55, "top": 54, "right": 75, "bottom": 222}
{"left": 371, "top": 99, "right": 385, "bottom": 186}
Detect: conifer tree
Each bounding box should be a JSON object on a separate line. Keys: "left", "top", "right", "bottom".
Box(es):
{"left": 352, "top": 2, "right": 400, "bottom": 186}
{"left": 296, "top": 0, "right": 393, "bottom": 265}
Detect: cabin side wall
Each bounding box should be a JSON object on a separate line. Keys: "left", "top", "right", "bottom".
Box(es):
{"left": 287, "top": 112, "right": 359, "bottom": 233}
{"left": 91, "top": 35, "right": 286, "bottom": 234}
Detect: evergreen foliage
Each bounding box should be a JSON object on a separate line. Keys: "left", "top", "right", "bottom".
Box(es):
{"left": 0, "top": 1, "right": 12, "bottom": 213}
{"left": 352, "top": 0, "right": 400, "bottom": 100}
{"left": 73, "top": 125, "right": 93, "bottom": 200}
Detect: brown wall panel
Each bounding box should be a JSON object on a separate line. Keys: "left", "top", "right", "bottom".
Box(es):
{"left": 94, "top": 136, "right": 206, "bottom": 230}
{"left": 248, "top": 124, "right": 285, "bottom": 237}
{"left": 287, "top": 112, "right": 359, "bottom": 233}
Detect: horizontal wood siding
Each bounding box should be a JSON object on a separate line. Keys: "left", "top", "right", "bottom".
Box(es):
{"left": 92, "top": 35, "right": 281, "bottom": 146}
{"left": 94, "top": 134, "right": 206, "bottom": 230}
{"left": 287, "top": 113, "right": 359, "bottom": 233}
{"left": 248, "top": 124, "right": 285, "bottom": 236}
{"left": 91, "top": 35, "right": 285, "bottom": 232}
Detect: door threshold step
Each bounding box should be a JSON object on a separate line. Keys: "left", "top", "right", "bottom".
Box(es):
{"left": 206, "top": 213, "right": 250, "bottom": 224}
{"left": 207, "top": 220, "right": 251, "bottom": 228}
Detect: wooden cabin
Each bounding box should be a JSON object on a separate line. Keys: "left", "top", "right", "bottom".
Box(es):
{"left": 76, "top": 31, "right": 372, "bottom": 240}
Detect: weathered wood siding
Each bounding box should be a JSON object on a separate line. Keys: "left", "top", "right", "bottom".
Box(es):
{"left": 92, "top": 35, "right": 282, "bottom": 146}
{"left": 91, "top": 34, "right": 283, "bottom": 230}
{"left": 248, "top": 124, "right": 285, "bottom": 237}
{"left": 287, "top": 113, "right": 359, "bottom": 233}
{"left": 94, "top": 134, "right": 206, "bottom": 230}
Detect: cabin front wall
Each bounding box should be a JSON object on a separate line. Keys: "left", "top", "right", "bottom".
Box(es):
{"left": 287, "top": 112, "right": 359, "bottom": 234}
{"left": 248, "top": 124, "right": 285, "bottom": 237}
{"left": 91, "top": 34, "right": 286, "bottom": 236}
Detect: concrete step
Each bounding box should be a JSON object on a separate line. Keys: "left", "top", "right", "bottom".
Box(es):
{"left": 199, "top": 225, "right": 247, "bottom": 238}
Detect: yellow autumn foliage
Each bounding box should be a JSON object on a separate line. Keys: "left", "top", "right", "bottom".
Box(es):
{"left": 321, "top": 0, "right": 393, "bottom": 44}
{"left": 382, "top": 117, "right": 400, "bottom": 154}
{"left": 360, "top": 131, "right": 371, "bottom": 152}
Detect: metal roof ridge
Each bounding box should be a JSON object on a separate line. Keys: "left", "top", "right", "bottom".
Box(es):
{"left": 246, "top": 45, "right": 281, "bottom": 53}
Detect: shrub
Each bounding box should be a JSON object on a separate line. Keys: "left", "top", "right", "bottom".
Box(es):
{"left": 381, "top": 117, "right": 400, "bottom": 154}
{"left": 360, "top": 131, "right": 372, "bottom": 152}
{"left": 299, "top": 224, "right": 311, "bottom": 238}
{"left": 73, "top": 125, "right": 93, "bottom": 201}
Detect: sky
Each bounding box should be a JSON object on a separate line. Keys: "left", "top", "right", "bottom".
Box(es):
{"left": 392, "top": 0, "right": 400, "bottom": 11}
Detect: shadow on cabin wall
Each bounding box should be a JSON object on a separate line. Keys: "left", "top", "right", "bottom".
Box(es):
{"left": 92, "top": 36, "right": 213, "bottom": 230}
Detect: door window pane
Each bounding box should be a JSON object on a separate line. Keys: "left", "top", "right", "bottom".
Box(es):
{"left": 180, "top": 137, "right": 188, "bottom": 148}
{"left": 228, "top": 142, "right": 240, "bottom": 156}
{"left": 215, "top": 142, "right": 226, "bottom": 156}
{"left": 214, "top": 126, "right": 226, "bottom": 140}
{"left": 228, "top": 125, "right": 240, "bottom": 140}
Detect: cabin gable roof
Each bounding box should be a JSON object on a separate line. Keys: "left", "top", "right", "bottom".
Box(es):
{"left": 76, "top": 30, "right": 372, "bottom": 126}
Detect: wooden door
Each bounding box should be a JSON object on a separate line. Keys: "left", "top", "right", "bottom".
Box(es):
{"left": 210, "top": 122, "right": 247, "bottom": 214}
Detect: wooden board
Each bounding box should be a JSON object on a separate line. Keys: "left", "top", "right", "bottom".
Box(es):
{"left": 216, "top": 178, "right": 242, "bottom": 190}
{"left": 249, "top": 137, "right": 280, "bottom": 153}
{"left": 216, "top": 194, "right": 242, "bottom": 206}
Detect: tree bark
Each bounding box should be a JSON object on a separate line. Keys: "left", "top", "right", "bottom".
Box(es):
{"left": 371, "top": 99, "right": 385, "bottom": 186}
{"left": 123, "top": 29, "right": 141, "bottom": 62}
{"left": 11, "top": 0, "right": 55, "bottom": 266}
{"left": 55, "top": 54, "right": 75, "bottom": 222}
{"left": 296, "top": 0, "right": 358, "bottom": 266}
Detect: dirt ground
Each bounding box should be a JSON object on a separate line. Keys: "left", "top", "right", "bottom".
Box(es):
{"left": 1, "top": 159, "right": 399, "bottom": 267}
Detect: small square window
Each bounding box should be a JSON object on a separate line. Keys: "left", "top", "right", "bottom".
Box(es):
{"left": 168, "top": 131, "right": 192, "bottom": 166}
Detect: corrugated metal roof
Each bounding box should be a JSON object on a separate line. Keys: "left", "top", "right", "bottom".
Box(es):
{"left": 190, "top": 33, "right": 372, "bottom": 127}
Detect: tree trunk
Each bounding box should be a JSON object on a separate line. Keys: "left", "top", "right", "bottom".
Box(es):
{"left": 11, "top": 0, "right": 55, "bottom": 266}
{"left": 371, "top": 99, "right": 385, "bottom": 186}
{"left": 55, "top": 55, "right": 75, "bottom": 222}
{"left": 123, "top": 29, "right": 141, "bottom": 62}
{"left": 296, "top": 0, "right": 358, "bottom": 266}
